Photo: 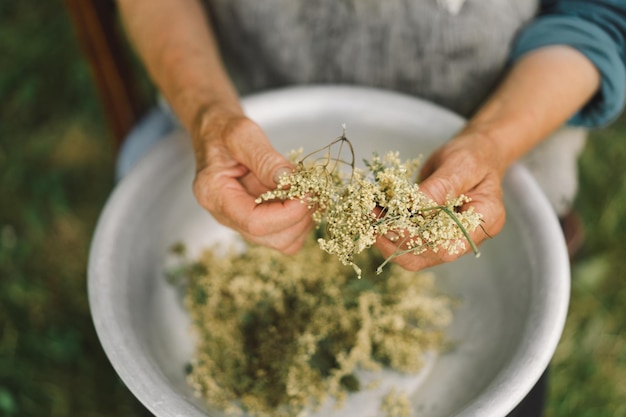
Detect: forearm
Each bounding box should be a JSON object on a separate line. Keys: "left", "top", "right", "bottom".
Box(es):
{"left": 117, "top": 0, "right": 241, "bottom": 131}
{"left": 462, "top": 45, "right": 600, "bottom": 174}
{"left": 407, "top": 45, "right": 601, "bottom": 269}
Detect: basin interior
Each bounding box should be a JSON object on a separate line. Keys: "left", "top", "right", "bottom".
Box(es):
{"left": 89, "top": 87, "right": 568, "bottom": 417}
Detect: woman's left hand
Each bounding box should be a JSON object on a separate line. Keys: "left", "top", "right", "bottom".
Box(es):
{"left": 373, "top": 131, "right": 507, "bottom": 271}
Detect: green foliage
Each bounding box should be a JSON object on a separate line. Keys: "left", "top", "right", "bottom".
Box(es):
{"left": 0, "top": 2, "right": 150, "bottom": 417}
{"left": 545, "top": 122, "right": 626, "bottom": 417}
{"left": 0, "top": 3, "right": 101, "bottom": 138}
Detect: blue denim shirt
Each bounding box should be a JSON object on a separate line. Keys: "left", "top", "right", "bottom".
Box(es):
{"left": 511, "top": 0, "right": 626, "bottom": 127}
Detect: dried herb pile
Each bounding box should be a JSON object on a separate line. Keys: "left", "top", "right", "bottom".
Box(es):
{"left": 167, "top": 136, "right": 486, "bottom": 416}
{"left": 169, "top": 238, "right": 453, "bottom": 417}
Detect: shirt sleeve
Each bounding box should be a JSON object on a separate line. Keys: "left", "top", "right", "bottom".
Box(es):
{"left": 510, "top": 0, "right": 626, "bottom": 128}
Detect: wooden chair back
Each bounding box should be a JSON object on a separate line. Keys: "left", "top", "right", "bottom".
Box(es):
{"left": 64, "top": 0, "right": 148, "bottom": 150}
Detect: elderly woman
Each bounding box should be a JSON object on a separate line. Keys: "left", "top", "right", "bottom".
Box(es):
{"left": 116, "top": 0, "right": 624, "bottom": 267}
{"left": 114, "top": 1, "right": 626, "bottom": 415}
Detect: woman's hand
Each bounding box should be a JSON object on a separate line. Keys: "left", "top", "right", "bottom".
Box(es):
{"left": 117, "top": 1, "right": 315, "bottom": 254}
{"left": 374, "top": 131, "right": 507, "bottom": 271}
{"left": 191, "top": 106, "right": 314, "bottom": 254}
{"left": 117, "top": 0, "right": 314, "bottom": 252}
{"left": 374, "top": 46, "right": 601, "bottom": 271}
{"left": 117, "top": 0, "right": 601, "bottom": 266}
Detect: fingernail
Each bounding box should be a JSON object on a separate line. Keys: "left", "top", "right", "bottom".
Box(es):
{"left": 384, "top": 231, "right": 400, "bottom": 242}
{"left": 273, "top": 167, "right": 292, "bottom": 184}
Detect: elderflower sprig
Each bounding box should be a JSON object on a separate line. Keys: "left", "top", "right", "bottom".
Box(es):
{"left": 256, "top": 132, "right": 483, "bottom": 277}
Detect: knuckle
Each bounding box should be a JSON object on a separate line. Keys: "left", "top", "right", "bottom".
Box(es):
{"left": 193, "top": 172, "right": 220, "bottom": 213}
{"left": 256, "top": 150, "right": 280, "bottom": 175}
{"left": 192, "top": 175, "right": 209, "bottom": 206}
{"left": 425, "top": 176, "right": 456, "bottom": 203}
{"left": 223, "top": 116, "right": 261, "bottom": 145}
{"left": 442, "top": 146, "right": 483, "bottom": 172}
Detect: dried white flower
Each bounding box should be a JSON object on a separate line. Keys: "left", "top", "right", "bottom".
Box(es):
{"left": 257, "top": 133, "right": 483, "bottom": 277}
{"left": 169, "top": 237, "right": 453, "bottom": 417}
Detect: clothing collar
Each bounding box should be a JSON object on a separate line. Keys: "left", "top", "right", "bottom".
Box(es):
{"left": 437, "top": 0, "right": 466, "bottom": 15}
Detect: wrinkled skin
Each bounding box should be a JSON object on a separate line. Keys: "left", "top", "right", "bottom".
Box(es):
{"left": 191, "top": 108, "right": 314, "bottom": 255}
{"left": 374, "top": 131, "right": 507, "bottom": 271}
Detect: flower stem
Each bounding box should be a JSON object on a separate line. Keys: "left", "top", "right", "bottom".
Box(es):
{"left": 439, "top": 206, "right": 480, "bottom": 257}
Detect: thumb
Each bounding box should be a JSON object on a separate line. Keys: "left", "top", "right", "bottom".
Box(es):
{"left": 418, "top": 172, "right": 463, "bottom": 205}
{"left": 418, "top": 148, "right": 471, "bottom": 204}
{"left": 226, "top": 119, "right": 293, "bottom": 189}
{"left": 243, "top": 141, "right": 293, "bottom": 189}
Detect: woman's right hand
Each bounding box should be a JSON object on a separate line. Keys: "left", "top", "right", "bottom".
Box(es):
{"left": 191, "top": 105, "right": 314, "bottom": 254}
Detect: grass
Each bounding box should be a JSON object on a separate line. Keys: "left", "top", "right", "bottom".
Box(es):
{"left": 1, "top": 2, "right": 625, "bottom": 417}
{"left": 0, "top": 2, "right": 148, "bottom": 416}
{"left": 545, "top": 116, "right": 626, "bottom": 417}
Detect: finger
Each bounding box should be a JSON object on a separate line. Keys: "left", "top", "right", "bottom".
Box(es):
{"left": 374, "top": 238, "right": 445, "bottom": 271}
{"left": 240, "top": 211, "right": 316, "bottom": 255}
{"left": 460, "top": 182, "right": 506, "bottom": 239}
{"left": 374, "top": 232, "right": 471, "bottom": 272}
{"left": 418, "top": 163, "right": 472, "bottom": 205}
{"left": 420, "top": 153, "right": 505, "bottom": 237}
{"left": 218, "top": 183, "right": 311, "bottom": 235}
{"left": 238, "top": 170, "right": 267, "bottom": 197}
{"left": 195, "top": 167, "right": 315, "bottom": 254}
{"left": 373, "top": 179, "right": 505, "bottom": 272}
{"left": 224, "top": 119, "right": 294, "bottom": 190}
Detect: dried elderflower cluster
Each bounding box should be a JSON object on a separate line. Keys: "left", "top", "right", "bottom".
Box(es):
{"left": 256, "top": 134, "right": 483, "bottom": 277}
{"left": 168, "top": 236, "right": 453, "bottom": 417}
{"left": 381, "top": 388, "right": 412, "bottom": 417}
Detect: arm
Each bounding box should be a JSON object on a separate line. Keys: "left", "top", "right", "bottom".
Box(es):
{"left": 376, "top": 0, "right": 626, "bottom": 270}
{"left": 117, "top": 0, "right": 312, "bottom": 253}
{"left": 517, "top": 0, "right": 626, "bottom": 127}
{"left": 375, "top": 46, "right": 601, "bottom": 270}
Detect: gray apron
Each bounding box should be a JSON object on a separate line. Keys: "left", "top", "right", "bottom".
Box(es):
{"left": 204, "top": 0, "right": 538, "bottom": 117}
